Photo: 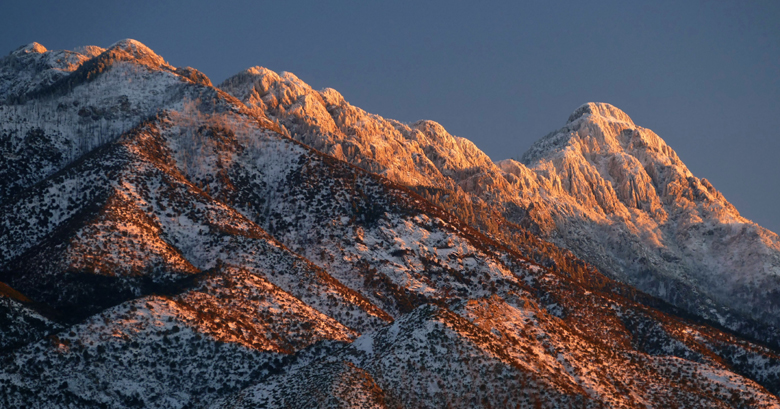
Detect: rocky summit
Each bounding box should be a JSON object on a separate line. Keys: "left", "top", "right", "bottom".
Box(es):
{"left": 0, "top": 40, "right": 778, "bottom": 408}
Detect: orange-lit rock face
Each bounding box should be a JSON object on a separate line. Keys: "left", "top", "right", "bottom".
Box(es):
{"left": 516, "top": 103, "right": 780, "bottom": 328}
{"left": 221, "top": 62, "right": 780, "bottom": 334}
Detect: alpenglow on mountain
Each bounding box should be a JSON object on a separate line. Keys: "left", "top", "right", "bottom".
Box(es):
{"left": 0, "top": 39, "right": 778, "bottom": 408}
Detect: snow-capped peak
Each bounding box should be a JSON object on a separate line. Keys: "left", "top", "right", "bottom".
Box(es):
{"left": 105, "top": 38, "right": 167, "bottom": 68}
{"left": 12, "top": 42, "right": 48, "bottom": 55}
{"left": 523, "top": 102, "right": 643, "bottom": 165}
{"left": 567, "top": 102, "right": 635, "bottom": 126}
{"left": 107, "top": 38, "right": 151, "bottom": 53}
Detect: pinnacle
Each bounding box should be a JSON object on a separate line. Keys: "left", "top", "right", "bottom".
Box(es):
{"left": 567, "top": 102, "right": 634, "bottom": 126}
{"left": 320, "top": 88, "right": 345, "bottom": 107}
{"left": 245, "top": 66, "right": 278, "bottom": 77}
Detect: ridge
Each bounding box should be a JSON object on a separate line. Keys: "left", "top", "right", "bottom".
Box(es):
{"left": 2, "top": 39, "right": 780, "bottom": 408}
{"left": 219, "top": 66, "right": 780, "bottom": 344}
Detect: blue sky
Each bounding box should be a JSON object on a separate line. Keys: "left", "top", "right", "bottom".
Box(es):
{"left": 2, "top": 0, "right": 779, "bottom": 232}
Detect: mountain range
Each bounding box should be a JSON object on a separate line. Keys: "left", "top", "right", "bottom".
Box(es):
{"left": 0, "top": 39, "right": 778, "bottom": 408}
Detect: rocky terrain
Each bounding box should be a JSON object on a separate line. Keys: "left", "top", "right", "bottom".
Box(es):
{"left": 220, "top": 68, "right": 780, "bottom": 345}
{"left": 0, "top": 39, "right": 778, "bottom": 408}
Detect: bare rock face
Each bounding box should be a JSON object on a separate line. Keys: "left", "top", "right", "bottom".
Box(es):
{"left": 218, "top": 67, "right": 513, "bottom": 200}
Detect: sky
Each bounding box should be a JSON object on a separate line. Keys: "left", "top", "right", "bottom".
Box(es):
{"left": 1, "top": 0, "right": 779, "bottom": 233}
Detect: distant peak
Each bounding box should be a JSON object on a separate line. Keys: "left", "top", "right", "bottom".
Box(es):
{"left": 521, "top": 103, "right": 640, "bottom": 165}
{"left": 235, "top": 67, "right": 306, "bottom": 88}
{"left": 567, "top": 102, "right": 634, "bottom": 126}
{"left": 105, "top": 39, "right": 166, "bottom": 66}
{"left": 108, "top": 38, "right": 149, "bottom": 51}
{"left": 13, "top": 42, "right": 47, "bottom": 55}
{"left": 244, "top": 66, "right": 278, "bottom": 78}
{"left": 280, "top": 71, "right": 302, "bottom": 81}
{"left": 224, "top": 66, "right": 283, "bottom": 88}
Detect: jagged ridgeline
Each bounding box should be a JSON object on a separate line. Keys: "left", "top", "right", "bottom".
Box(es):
{"left": 220, "top": 67, "right": 780, "bottom": 347}
{"left": 0, "top": 40, "right": 778, "bottom": 408}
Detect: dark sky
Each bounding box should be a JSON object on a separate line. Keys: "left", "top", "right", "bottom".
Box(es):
{"left": 2, "top": 1, "right": 779, "bottom": 233}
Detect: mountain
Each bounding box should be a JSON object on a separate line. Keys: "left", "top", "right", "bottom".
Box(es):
{"left": 0, "top": 40, "right": 779, "bottom": 408}
{"left": 219, "top": 68, "right": 780, "bottom": 344}
{"left": 0, "top": 42, "right": 104, "bottom": 105}
{"left": 507, "top": 102, "right": 780, "bottom": 332}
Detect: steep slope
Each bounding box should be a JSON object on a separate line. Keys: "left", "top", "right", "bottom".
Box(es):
{"left": 219, "top": 69, "right": 780, "bottom": 341}
{"left": 0, "top": 39, "right": 180, "bottom": 204}
{"left": 179, "top": 62, "right": 780, "bottom": 400}
{"left": 0, "top": 44, "right": 388, "bottom": 332}
{"left": 1, "top": 40, "right": 779, "bottom": 408}
{"left": 224, "top": 304, "right": 780, "bottom": 408}
{"left": 218, "top": 67, "right": 510, "bottom": 205}
{"left": 0, "top": 266, "right": 354, "bottom": 408}
{"left": 157, "top": 87, "right": 780, "bottom": 400}
{"left": 506, "top": 102, "right": 780, "bottom": 333}
{"left": 215, "top": 359, "right": 388, "bottom": 408}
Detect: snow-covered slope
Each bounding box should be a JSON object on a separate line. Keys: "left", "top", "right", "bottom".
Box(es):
{"left": 507, "top": 102, "right": 780, "bottom": 334}
{"left": 219, "top": 69, "right": 780, "bottom": 343}
{"left": 223, "top": 304, "right": 780, "bottom": 408}
{"left": 1, "top": 40, "right": 779, "bottom": 408}
{"left": 157, "top": 81, "right": 780, "bottom": 403}
{"left": 218, "top": 67, "right": 506, "bottom": 196}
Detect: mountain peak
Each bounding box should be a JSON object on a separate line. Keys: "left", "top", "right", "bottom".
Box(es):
{"left": 244, "top": 65, "right": 278, "bottom": 78}
{"left": 12, "top": 42, "right": 47, "bottom": 55}
{"left": 567, "top": 102, "right": 634, "bottom": 126}
{"left": 522, "top": 102, "right": 639, "bottom": 165}
{"left": 107, "top": 38, "right": 150, "bottom": 52}
{"left": 320, "top": 87, "right": 345, "bottom": 106}
{"left": 105, "top": 39, "right": 166, "bottom": 67}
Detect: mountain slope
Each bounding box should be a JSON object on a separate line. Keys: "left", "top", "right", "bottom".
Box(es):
{"left": 507, "top": 102, "right": 780, "bottom": 332}
{"left": 219, "top": 69, "right": 780, "bottom": 342}
{"left": 0, "top": 40, "right": 779, "bottom": 408}
{"left": 0, "top": 266, "right": 369, "bottom": 407}
{"left": 223, "top": 304, "right": 780, "bottom": 408}
{"left": 162, "top": 74, "right": 780, "bottom": 400}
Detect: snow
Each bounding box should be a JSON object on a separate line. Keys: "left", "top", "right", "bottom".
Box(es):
{"left": 1, "top": 40, "right": 779, "bottom": 409}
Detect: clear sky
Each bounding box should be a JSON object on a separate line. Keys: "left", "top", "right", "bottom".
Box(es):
{"left": 2, "top": 0, "right": 779, "bottom": 233}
